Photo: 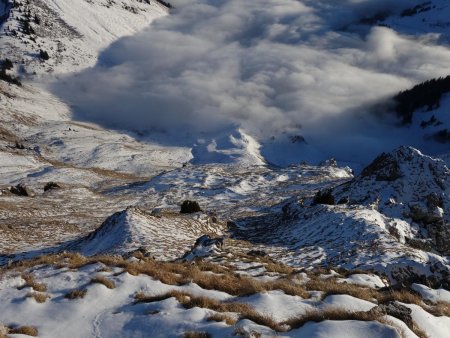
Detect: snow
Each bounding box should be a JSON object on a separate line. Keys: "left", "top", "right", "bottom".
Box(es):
{"left": 337, "top": 274, "right": 387, "bottom": 289}
{"left": 0, "top": 1, "right": 449, "bottom": 337}
{"left": 404, "top": 303, "right": 450, "bottom": 338}
{"left": 319, "top": 294, "right": 376, "bottom": 313}
{"left": 241, "top": 290, "right": 315, "bottom": 322}
{"left": 290, "top": 320, "right": 401, "bottom": 338}
{"left": 411, "top": 284, "right": 450, "bottom": 303}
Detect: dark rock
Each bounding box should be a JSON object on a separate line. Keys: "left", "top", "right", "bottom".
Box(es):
{"left": 9, "top": 184, "right": 33, "bottom": 197}
{"left": 247, "top": 250, "right": 267, "bottom": 257}
{"left": 180, "top": 200, "right": 202, "bottom": 214}
{"left": 427, "top": 193, "right": 444, "bottom": 209}
{"left": 337, "top": 197, "right": 349, "bottom": 205}
{"left": 405, "top": 237, "right": 434, "bottom": 252}
{"left": 374, "top": 302, "right": 413, "bottom": 326}
{"left": 194, "top": 235, "right": 224, "bottom": 248}
{"left": 44, "top": 182, "right": 61, "bottom": 192}
{"left": 312, "top": 189, "right": 335, "bottom": 205}
{"left": 361, "top": 152, "right": 402, "bottom": 181}
{"left": 14, "top": 141, "right": 25, "bottom": 149}
{"left": 428, "top": 222, "right": 450, "bottom": 255}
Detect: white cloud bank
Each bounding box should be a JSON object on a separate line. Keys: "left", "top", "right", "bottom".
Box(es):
{"left": 54, "top": 0, "right": 450, "bottom": 165}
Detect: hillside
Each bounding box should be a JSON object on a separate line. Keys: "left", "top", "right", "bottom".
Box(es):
{"left": 0, "top": 1, "right": 449, "bottom": 338}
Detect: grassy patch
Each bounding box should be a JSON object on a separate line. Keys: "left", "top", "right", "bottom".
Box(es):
{"left": 207, "top": 313, "right": 237, "bottom": 325}
{"left": 20, "top": 273, "right": 47, "bottom": 292}
{"left": 26, "top": 291, "right": 50, "bottom": 303}
{"left": 65, "top": 289, "right": 88, "bottom": 300}
{"left": 8, "top": 326, "right": 39, "bottom": 336}
{"left": 426, "top": 301, "right": 450, "bottom": 317}
{"left": 90, "top": 275, "right": 116, "bottom": 289}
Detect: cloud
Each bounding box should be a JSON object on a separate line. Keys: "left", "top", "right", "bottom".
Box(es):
{"left": 53, "top": 0, "right": 450, "bottom": 165}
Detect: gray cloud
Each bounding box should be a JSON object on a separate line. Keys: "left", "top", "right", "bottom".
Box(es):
{"left": 53, "top": 0, "right": 450, "bottom": 165}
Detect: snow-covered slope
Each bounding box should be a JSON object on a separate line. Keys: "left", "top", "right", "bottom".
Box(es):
{"left": 0, "top": 0, "right": 169, "bottom": 75}
{"left": 0, "top": 1, "right": 449, "bottom": 337}
{"left": 333, "top": 146, "right": 450, "bottom": 254}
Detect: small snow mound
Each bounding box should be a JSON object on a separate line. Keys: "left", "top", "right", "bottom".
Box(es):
{"left": 71, "top": 207, "right": 222, "bottom": 259}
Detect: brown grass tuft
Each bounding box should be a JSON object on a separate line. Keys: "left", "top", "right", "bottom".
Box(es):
{"left": 8, "top": 326, "right": 39, "bottom": 336}
{"left": 283, "top": 307, "right": 381, "bottom": 329}
{"left": 90, "top": 275, "right": 116, "bottom": 289}
{"left": 426, "top": 301, "right": 450, "bottom": 317}
{"left": 20, "top": 273, "right": 47, "bottom": 292}
{"left": 207, "top": 313, "right": 237, "bottom": 325}
{"left": 65, "top": 289, "right": 87, "bottom": 300}
{"left": 26, "top": 292, "right": 50, "bottom": 303}
{"left": 305, "top": 278, "right": 424, "bottom": 307}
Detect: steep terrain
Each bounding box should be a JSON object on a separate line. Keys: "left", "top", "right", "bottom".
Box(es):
{"left": 0, "top": 1, "right": 449, "bottom": 338}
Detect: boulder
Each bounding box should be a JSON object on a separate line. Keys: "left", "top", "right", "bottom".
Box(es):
{"left": 180, "top": 200, "right": 202, "bottom": 214}
{"left": 373, "top": 302, "right": 413, "bottom": 326}
{"left": 44, "top": 182, "right": 61, "bottom": 192}
{"left": 9, "top": 184, "right": 34, "bottom": 197}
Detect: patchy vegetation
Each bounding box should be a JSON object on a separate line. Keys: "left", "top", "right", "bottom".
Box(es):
{"left": 64, "top": 289, "right": 87, "bottom": 300}
{"left": 90, "top": 275, "right": 116, "bottom": 289}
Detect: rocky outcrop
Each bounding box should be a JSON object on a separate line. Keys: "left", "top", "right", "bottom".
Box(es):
{"left": 333, "top": 146, "right": 450, "bottom": 254}
{"left": 181, "top": 234, "right": 224, "bottom": 261}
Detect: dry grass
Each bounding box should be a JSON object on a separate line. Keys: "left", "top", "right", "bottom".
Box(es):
{"left": 90, "top": 275, "right": 116, "bottom": 289}
{"left": 207, "top": 313, "right": 237, "bottom": 325}
{"left": 20, "top": 273, "right": 47, "bottom": 292}
{"left": 426, "top": 301, "right": 450, "bottom": 317}
{"left": 135, "top": 290, "right": 281, "bottom": 331}
{"left": 26, "top": 291, "right": 50, "bottom": 303}
{"left": 124, "top": 258, "right": 309, "bottom": 298}
{"left": 65, "top": 289, "right": 88, "bottom": 300}
{"left": 182, "top": 331, "right": 212, "bottom": 338}
{"left": 5, "top": 254, "right": 308, "bottom": 298}
{"left": 305, "top": 278, "right": 378, "bottom": 301}
{"left": 264, "top": 262, "right": 295, "bottom": 275}
{"left": 305, "top": 278, "right": 424, "bottom": 307}
{"left": 284, "top": 307, "right": 381, "bottom": 329}
{"left": 8, "top": 326, "right": 39, "bottom": 336}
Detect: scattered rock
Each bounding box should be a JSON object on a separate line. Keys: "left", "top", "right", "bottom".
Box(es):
{"left": 180, "top": 200, "right": 202, "bottom": 214}
{"left": 14, "top": 141, "right": 25, "bottom": 149}
{"left": 319, "top": 158, "right": 337, "bottom": 167}
{"left": 405, "top": 237, "right": 434, "bottom": 252}
{"left": 44, "top": 182, "right": 61, "bottom": 192}
{"left": 9, "top": 184, "right": 34, "bottom": 197}
{"left": 427, "top": 222, "right": 450, "bottom": 255}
